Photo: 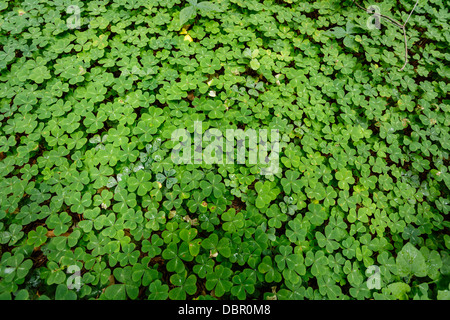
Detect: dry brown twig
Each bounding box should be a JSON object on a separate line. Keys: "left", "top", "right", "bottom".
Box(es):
{"left": 352, "top": 0, "right": 420, "bottom": 71}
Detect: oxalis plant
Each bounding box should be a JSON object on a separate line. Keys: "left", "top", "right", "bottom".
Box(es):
{"left": 0, "top": 0, "right": 449, "bottom": 302}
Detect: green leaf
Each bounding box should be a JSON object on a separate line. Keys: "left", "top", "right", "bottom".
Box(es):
{"left": 387, "top": 282, "right": 411, "bottom": 300}
{"left": 396, "top": 243, "right": 427, "bottom": 278}
{"left": 196, "top": 1, "right": 220, "bottom": 12}
{"left": 258, "top": 256, "right": 282, "bottom": 283}
{"left": 250, "top": 59, "right": 260, "bottom": 70}
{"left": 104, "top": 284, "right": 127, "bottom": 300}
{"left": 148, "top": 280, "right": 169, "bottom": 300}
{"left": 205, "top": 265, "right": 233, "bottom": 297}
{"left": 180, "top": 228, "right": 198, "bottom": 243}
{"left": 180, "top": 6, "right": 197, "bottom": 26}
{"left": 169, "top": 273, "right": 197, "bottom": 300}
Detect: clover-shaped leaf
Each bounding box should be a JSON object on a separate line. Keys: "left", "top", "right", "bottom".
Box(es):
{"left": 258, "top": 256, "right": 282, "bottom": 283}
{"left": 205, "top": 265, "right": 233, "bottom": 297}
{"left": 231, "top": 269, "right": 256, "bottom": 300}
{"left": 222, "top": 208, "right": 245, "bottom": 233}
{"left": 396, "top": 243, "right": 427, "bottom": 278}
{"left": 156, "top": 168, "right": 178, "bottom": 190}
{"left": 280, "top": 170, "right": 303, "bottom": 194}
{"left": 200, "top": 172, "right": 225, "bottom": 198}
{"left": 255, "top": 181, "right": 280, "bottom": 209}
{"left": 162, "top": 242, "right": 193, "bottom": 274}
{"left": 148, "top": 280, "right": 169, "bottom": 300}
{"left": 169, "top": 272, "right": 197, "bottom": 300}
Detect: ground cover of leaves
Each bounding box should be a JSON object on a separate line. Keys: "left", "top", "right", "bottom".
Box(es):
{"left": 0, "top": 0, "right": 449, "bottom": 300}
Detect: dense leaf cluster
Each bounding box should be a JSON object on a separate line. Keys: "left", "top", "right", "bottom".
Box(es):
{"left": 0, "top": 0, "right": 449, "bottom": 300}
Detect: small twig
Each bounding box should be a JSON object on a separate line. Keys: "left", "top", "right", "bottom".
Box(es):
{"left": 399, "top": 26, "right": 409, "bottom": 71}
{"left": 403, "top": 0, "right": 419, "bottom": 27}
{"left": 351, "top": 0, "right": 419, "bottom": 71}
{"left": 399, "top": 0, "right": 419, "bottom": 71}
